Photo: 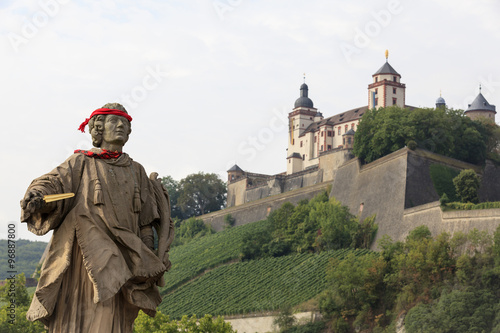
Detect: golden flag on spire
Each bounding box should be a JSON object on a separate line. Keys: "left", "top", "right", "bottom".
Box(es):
{"left": 385, "top": 49, "right": 389, "bottom": 60}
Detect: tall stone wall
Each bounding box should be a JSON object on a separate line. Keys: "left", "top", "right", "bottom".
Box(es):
{"left": 479, "top": 160, "right": 500, "bottom": 202}
{"left": 227, "top": 178, "right": 247, "bottom": 208}
{"left": 319, "top": 148, "right": 354, "bottom": 182}
{"left": 221, "top": 147, "right": 500, "bottom": 248}
{"left": 201, "top": 182, "right": 332, "bottom": 231}
{"left": 404, "top": 150, "right": 481, "bottom": 209}
{"left": 331, "top": 149, "right": 409, "bottom": 248}
{"left": 332, "top": 147, "right": 500, "bottom": 247}
{"left": 402, "top": 201, "right": 500, "bottom": 240}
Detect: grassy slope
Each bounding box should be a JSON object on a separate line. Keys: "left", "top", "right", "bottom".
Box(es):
{"left": 159, "top": 221, "right": 372, "bottom": 318}
{"left": 161, "top": 219, "right": 269, "bottom": 294}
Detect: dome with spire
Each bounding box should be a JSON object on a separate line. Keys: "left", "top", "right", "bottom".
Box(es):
{"left": 294, "top": 83, "right": 314, "bottom": 108}
{"left": 436, "top": 94, "right": 446, "bottom": 108}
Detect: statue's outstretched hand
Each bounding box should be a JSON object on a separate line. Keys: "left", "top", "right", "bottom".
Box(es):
{"left": 21, "top": 191, "right": 47, "bottom": 214}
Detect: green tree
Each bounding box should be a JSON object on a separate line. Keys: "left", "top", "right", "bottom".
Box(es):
{"left": 273, "top": 304, "right": 296, "bottom": 332}
{"left": 0, "top": 273, "right": 30, "bottom": 307}
{"left": 177, "top": 172, "right": 226, "bottom": 217}
{"left": 405, "top": 288, "right": 498, "bottom": 333}
{"left": 312, "top": 198, "right": 359, "bottom": 251}
{"left": 319, "top": 253, "right": 386, "bottom": 329}
{"left": 173, "top": 217, "right": 215, "bottom": 247}
{"left": 161, "top": 175, "right": 182, "bottom": 219}
{"left": 353, "top": 106, "right": 488, "bottom": 164}
{"left": 0, "top": 274, "right": 46, "bottom": 333}
{"left": 133, "top": 312, "right": 235, "bottom": 333}
{"left": 453, "top": 169, "right": 481, "bottom": 204}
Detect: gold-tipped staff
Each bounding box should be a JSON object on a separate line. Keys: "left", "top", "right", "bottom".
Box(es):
{"left": 43, "top": 193, "right": 75, "bottom": 203}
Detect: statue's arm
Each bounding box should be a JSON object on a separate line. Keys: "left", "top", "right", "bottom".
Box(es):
{"left": 20, "top": 154, "right": 81, "bottom": 235}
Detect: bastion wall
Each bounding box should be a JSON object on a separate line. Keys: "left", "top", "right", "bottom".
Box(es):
{"left": 203, "top": 148, "right": 500, "bottom": 247}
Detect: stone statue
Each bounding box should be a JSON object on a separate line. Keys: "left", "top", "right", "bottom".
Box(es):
{"left": 20, "top": 103, "right": 174, "bottom": 332}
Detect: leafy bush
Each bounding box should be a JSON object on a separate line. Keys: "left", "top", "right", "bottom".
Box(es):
{"left": 172, "top": 217, "right": 215, "bottom": 247}
{"left": 446, "top": 201, "right": 500, "bottom": 210}
{"left": 453, "top": 169, "right": 480, "bottom": 204}
{"left": 282, "top": 320, "right": 326, "bottom": 333}
{"left": 133, "top": 312, "right": 235, "bottom": 333}
{"left": 240, "top": 191, "right": 377, "bottom": 260}
{"left": 223, "top": 214, "right": 235, "bottom": 229}
{"left": 405, "top": 288, "right": 498, "bottom": 333}
{"left": 273, "top": 304, "right": 296, "bottom": 332}
{"left": 407, "top": 140, "right": 417, "bottom": 150}
{"left": 439, "top": 193, "right": 450, "bottom": 206}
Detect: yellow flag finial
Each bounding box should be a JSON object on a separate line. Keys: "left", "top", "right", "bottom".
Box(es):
{"left": 385, "top": 49, "right": 389, "bottom": 61}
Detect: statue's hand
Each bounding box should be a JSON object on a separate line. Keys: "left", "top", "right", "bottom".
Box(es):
{"left": 20, "top": 191, "right": 47, "bottom": 214}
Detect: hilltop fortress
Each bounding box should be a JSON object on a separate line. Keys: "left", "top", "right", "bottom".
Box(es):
{"left": 203, "top": 55, "right": 500, "bottom": 247}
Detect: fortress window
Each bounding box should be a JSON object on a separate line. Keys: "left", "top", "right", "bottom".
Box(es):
{"left": 338, "top": 127, "right": 341, "bottom": 135}
{"left": 375, "top": 98, "right": 378, "bottom": 106}
{"left": 302, "top": 154, "right": 305, "bottom": 160}
{"left": 375, "top": 77, "right": 378, "bottom": 83}
{"left": 393, "top": 76, "right": 397, "bottom": 82}
{"left": 320, "top": 145, "right": 323, "bottom": 151}
{"left": 343, "top": 138, "right": 345, "bottom": 145}
{"left": 393, "top": 98, "right": 397, "bottom": 105}
{"left": 328, "top": 131, "right": 333, "bottom": 137}
{"left": 345, "top": 125, "right": 348, "bottom": 132}
{"left": 321, "top": 131, "right": 324, "bottom": 137}
{"left": 351, "top": 123, "right": 355, "bottom": 129}
{"left": 348, "top": 137, "right": 352, "bottom": 144}
{"left": 300, "top": 141, "right": 303, "bottom": 147}
{"left": 327, "top": 145, "right": 332, "bottom": 150}
{"left": 375, "top": 88, "right": 378, "bottom": 94}
{"left": 314, "top": 136, "right": 317, "bottom": 142}
{"left": 393, "top": 88, "right": 397, "bottom": 94}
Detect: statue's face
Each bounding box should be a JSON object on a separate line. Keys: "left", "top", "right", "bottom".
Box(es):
{"left": 102, "top": 115, "right": 130, "bottom": 147}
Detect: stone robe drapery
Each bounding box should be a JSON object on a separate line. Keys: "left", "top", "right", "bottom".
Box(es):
{"left": 21, "top": 151, "right": 173, "bottom": 331}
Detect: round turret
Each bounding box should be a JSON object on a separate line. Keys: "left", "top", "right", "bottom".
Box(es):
{"left": 436, "top": 96, "right": 446, "bottom": 108}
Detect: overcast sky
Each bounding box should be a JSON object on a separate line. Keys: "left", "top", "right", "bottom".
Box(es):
{"left": 1, "top": 0, "right": 499, "bottom": 242}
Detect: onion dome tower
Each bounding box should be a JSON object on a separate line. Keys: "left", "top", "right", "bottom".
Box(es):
{"left": 294, "top": 83, "right": 314, "bottom": 108}
{"left": 436, "top": 92, "right": 446, "bottom": 109}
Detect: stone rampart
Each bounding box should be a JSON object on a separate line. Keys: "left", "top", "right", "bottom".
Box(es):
{"left": 402, "top": 201, "right": 500, "bottom": 240}
{"left": 221, "top": 147, "right": 500, "bottom": 247}
{"left": 201, "top": 182, "right": 332, "bottom": 231}
{"left": 332, "top": 147, "right": 500, "bottom": 247}
{"left": 331, "top": 148, "right": 408, "bottom": 248}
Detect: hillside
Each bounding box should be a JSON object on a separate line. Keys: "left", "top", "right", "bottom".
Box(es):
{"left": 159, "top": 248, "right": 371, "bottom": 319}
{"left": 0, "top": 239, "right": 47, "bottom": 280}
{"left": 161, "top": 218, "right": 269, "bottom": 294}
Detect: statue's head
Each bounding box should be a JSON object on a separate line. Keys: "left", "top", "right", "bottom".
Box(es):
{"left": 88, "top": 103, "right": 132, "bottom": 147}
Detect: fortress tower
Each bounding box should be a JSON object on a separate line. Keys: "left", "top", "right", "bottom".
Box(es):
{"left": 465, "top": 87, "right": 496, "bottom": 123}
{"left": 368, "top": 51, "right": 406, "bottom": 109}
{"left": 287, "top": 82, "right": 321, "bottom": 174}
